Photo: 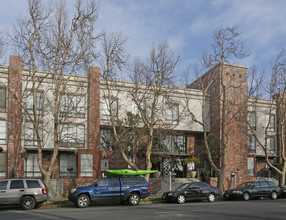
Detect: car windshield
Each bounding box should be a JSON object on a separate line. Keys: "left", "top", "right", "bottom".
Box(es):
{"left": 176, "top": 183, "right": 190, "bottom": 191}
{"left": 236, "top": 182, "right": 252, "bottom": 188}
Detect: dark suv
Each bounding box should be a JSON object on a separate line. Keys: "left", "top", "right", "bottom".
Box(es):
{"left": 224, "top": 180, "right": 281, "bottom": 201}
{"left": 0, "top": 178, "right": 49, "bottom": 210}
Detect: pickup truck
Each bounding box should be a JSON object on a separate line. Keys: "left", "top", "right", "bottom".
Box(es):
{"left": 68, "top": 176, "right": 150, "bottom": 208}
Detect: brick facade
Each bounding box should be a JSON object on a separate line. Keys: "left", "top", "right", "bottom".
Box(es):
{"left": 1, "top": 57, "right": 282, "bottom": 197}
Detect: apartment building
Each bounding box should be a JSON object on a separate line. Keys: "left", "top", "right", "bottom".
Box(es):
{"left": 0, "top": 55, "right": 281, "bottom": 196}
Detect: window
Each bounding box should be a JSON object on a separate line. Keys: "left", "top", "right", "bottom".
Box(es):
{"left": 247, "top": 136, "right": 256, "bottom": 153}
{"left": 97, "top": 178, "right": 109, "bottom": 187}
{"left": 101, "top": 159, "right": 109, "bottom": 171}
{"left": 26, "top": 90, "right": 43, "bottom": 114}
{"left": 132, "top": 100, "right": 146, "bottom": 121}
{"left": 110, "top": 178, "right": 118, "bottom": 186}
{"left": 60, "top": 124, "right": 85, "bottom": 147}
{"left": 102, "top": 97, "right": 118, "bottom": 119}
{"left": 60, "top": 94, "right": 86, "bottom": 117}
{"left": 0, "top": 87, "right": 7, "bottom": 111}
{"left": 267, "top": 137, "right": 275, "bottom": 154}
{"left": 166, "top": 103, "right": 179, "bottom": 124}
{"left": 266, "top": 115, "right": 275, "bottom": 131}
{"left": 0, "top": 153, "right": 6, "bottom": 177}
{"left": 26, "top": 180, "right": 41, "bottom": 188}
{"left": 25, "top": 153, "right": 41, "bottom": 177}
{"left": 247, "top": 157, "right": 255, "bottom": 176}
{"left": 80, "top": 154, "right": 93, "bottom": 177}
{"left": 100, "top": 129, "right": 114, "bottom": 151}
{"left": 0, "top": 180, "right": 8, "bottom": 190}
{"left": 162, "top": 135, "right": 185, "bottom": 153}
{"left": 60, "top": 154, "right": 77, "bottom": 178}
{"left": 10, "top": 180, "right": 24, "bottom": 189}
{"left": 0, "top": 120, "right": 7, "bottom": 144}
{"left": 24, "top": 121, "right": 43, "bottom": 145}
{"left": 247, "top": 112, "right": 256, "bottom": 130}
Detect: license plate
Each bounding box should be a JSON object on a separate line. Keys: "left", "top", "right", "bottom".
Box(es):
{"left": 225, "top": 194, "right": 229, "bottom": 197}
{"left": 162, "top": 196, "right": 166, "bottom": 199}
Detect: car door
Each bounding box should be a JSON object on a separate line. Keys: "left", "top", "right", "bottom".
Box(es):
{"left": 8, "top": 180, "right": 26, "bottom": 204}
{"left": 0, "top": 180, "right": 9, "bottom": 205}
{"left": 260, "top": 181, "right": 271, "bottom": 196}
{"left": 197, "top": 182, "right": 210, "bottom": 199}
{"left": 92, "top": 178, "right": 110, "bottom": 199}
{"left": 250, "top": 182, "right": 262, "bottom": 197}
{"left": 107, "top": 178, "right": 121, "bottom": 199}
{"left": 185, "top": 182, "right": 200, "bottom": 199}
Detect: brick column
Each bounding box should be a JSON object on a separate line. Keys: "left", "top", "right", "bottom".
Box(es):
{"left": 7, "top": 56, "right": 23, "bottom": 178}
{"left": 78, "top": 66, "right": 101, "bottom": 178}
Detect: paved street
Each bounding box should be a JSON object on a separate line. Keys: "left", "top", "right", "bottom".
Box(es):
{"left": 1, "top": 199, "right": 286, "bottom": 220}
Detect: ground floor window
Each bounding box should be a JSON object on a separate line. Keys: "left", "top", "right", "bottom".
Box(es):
{"left": 0, "top": 153, "right": 5, "bottom": 177}
{"left": 247, "top": 157, "right": 255, "bottom": 176}
{"left": 60, "top": 153, "right": 77, "bottom": 178}
{"left": 80, "top": 153, "right": 93, "bottom": 177}
{"left": 25, "top": 153, "right": 41, "bottom": 177}
{"left": 0, "top": 120, "right": 7, "bottom": 144}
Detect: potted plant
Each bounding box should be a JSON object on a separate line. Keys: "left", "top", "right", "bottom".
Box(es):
{"left": 183, "top": 156, "right": 201, "bottom": 178}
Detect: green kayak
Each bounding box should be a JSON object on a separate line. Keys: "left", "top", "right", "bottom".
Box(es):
{"left": 104, "top": 169, "right": 158, "bottom": 175}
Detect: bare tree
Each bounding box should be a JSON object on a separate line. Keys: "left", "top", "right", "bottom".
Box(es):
{"left": 187, "top": 26, "right": 250, "bottom": 193}
{"left": 248, "top": 50, "right": 286, "bottom": 185}
{"left": 9, "top": 0, "right": 100, "bottom": 186}
{"left": 128, "top": 40, "right": 180, "bottom": 181}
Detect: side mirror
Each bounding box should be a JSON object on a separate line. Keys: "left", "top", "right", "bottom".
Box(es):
{"left": 250, "top": 185, "right": 255, "bottom": 189}
{"left": 94, "top": 183, "right": 98, "bottom": 187}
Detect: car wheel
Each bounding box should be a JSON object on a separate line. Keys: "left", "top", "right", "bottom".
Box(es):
{"left": 129, "top": 193, "right": 140, "bottom": 206}
{"left": 21, "top": 196, "right": 36, "bottom": 210}
{"left": 177, "top": 194, "right": 186, "bottom": 204}
{"left": 76, "top": 194, "right": 90, "bottom": 208}
{"left": 271, "top": 191, "right": 278, "bottom": 200}
{"left": 207, "top": 193, "right": 215, "bottom": 202}
{"left": 243, "top": 192, "right": 250, "bottom": 201}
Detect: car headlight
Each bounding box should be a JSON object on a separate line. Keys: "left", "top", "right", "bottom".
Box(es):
{"left": 70, "top": 188, "right": 77, "bottom": 194}
{"left": 168, "top": 192, "right": 173, "bottom": 196}
{"left": 233, "top": 190, "right": 242, "bottom": 194}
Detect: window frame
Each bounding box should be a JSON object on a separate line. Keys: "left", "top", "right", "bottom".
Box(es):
{"left": 165, "top": 103, "right": 179, "bottom": 124}
{"left": 24, "top": 121, "right": 43, "bottom": 146}
{"left": 247, "top": 112, "right": 256, "bottom": 131}
{"left": 247, "top": 135, "right": 256, "bottom": 153}
{"left": 60, "top": 94, "right": 86, "bottom": 118}
{"left": 25, "top": 153, "right": 41, "bottom": 177}
{"left": 247, "top": 157, "right": 255, "bottom": 176}
{"left": 59, "top": 153, "right": 78, "bottom": 178}
{"left": 26, "top": 90, "right": 44, "bottom": 115}
{"left": 266, "top": 136, "right": 276, "bottom": 154}
{"left": 60, "top": 123, "right": 85, "bottom": 148}
{"left": 80, "top": 153, "right": 93, "bottom": 177}
{"left": 0, "top": 87, "right": 7, "bottom": 111}
{"left": 0, "top": 120, "right": 7, "bottom": 145}
{"left": 102, "top": 97, "right": 118, "bottom": 120}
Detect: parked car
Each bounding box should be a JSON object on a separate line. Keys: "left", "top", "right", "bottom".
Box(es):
{"left": 68, "top": 176, "right": 150, "bottom": 208}
{"left": 0, "top": 178, "right": 49, "bottom": 210}
{"left": 279, "top": 185, "right": 286, "bottom": 198}
{"left": 162, "top": 181, "right": 219, "bottom": 204}
{"left": 224, "top": 180, "right": 281, "bottom": 201}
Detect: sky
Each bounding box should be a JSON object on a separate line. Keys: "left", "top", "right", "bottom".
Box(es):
{"left": 1, "top": 0, "right": 286, "bottom": 82}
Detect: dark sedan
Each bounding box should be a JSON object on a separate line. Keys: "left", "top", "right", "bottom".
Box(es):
{"left": 162, "top": 181, "right": 219, "bottom": 204}
{"left": 224, "top": 180, "right": 281, "bottom": 201}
